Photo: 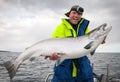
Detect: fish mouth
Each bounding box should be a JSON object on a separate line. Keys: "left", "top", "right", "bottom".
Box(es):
{"left": 102, "top": 26, "right": 112, "bottom": 37}
{"left": 101, "top": 23, "right": 107, "bottom": 31}
{"left": 101, "top": 23, "right": 112, "bottom": 33}
{"left": 103, "top": 25, "right": 106, "bottom": 31}
{"left": 103, "top": 26, "right": 112, "bottom": 33}
{"left": 96, "top": 23, "right": 112, "bottom": 39}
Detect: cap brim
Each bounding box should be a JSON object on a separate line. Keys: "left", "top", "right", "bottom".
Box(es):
{"left": 65, "top": 11, "right": 83, "bottom": 17}
{"left": 65, "top": 11, "right": 70, "bottom": 17}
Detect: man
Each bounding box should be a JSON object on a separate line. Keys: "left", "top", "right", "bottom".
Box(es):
{"left": 46, "top": 5, "right": 105, "bottom": 82}
{"left": 47, "top": 5, "right": 94, "bottom": 82}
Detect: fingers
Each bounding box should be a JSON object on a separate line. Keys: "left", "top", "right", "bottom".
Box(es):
{"left": 49, "top": 53, "right": 59, "bottom": 60}
{"left": 44, "top": 53, "right": 59, "bottom": 60}
{"left": 44, "top": 56, "right": 50, "bottom": 59}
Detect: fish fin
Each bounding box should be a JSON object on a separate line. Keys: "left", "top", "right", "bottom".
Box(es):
{"left": 55, "top": 59, "right": 64, "bottom": 66}
{"left": 29, "top": 52, "right": 41, "bottom": 61}
{"left": 84, "top": 41, "right": 93, "bottom": 49}
{"left": 4, "top": 59, "right": 20, "bottom": 80}
{"left": 90, "top": 50, "right": 96, "bottom": 56}
{"left": 29, "top": 57, "right": 36, "bottom": 61}
{"left": 56, "top": 53, "right": 66, "bottom": 65}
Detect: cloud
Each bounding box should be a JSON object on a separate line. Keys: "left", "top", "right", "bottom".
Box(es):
{"left": 0, "top": 0, "right": 120, "bottom": 52}
{"left": 0, "top": 0, "right": 69, "bottom": 15}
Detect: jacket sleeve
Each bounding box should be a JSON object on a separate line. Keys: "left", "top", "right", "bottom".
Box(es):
{"left": 85, "top": 27, "right": 90, "bottom": 34}
{"left": 52, "top": 24, "right": 66, "bottom": 38}
{"left": 52, "top": 24, "right": 74, "bottom": 80}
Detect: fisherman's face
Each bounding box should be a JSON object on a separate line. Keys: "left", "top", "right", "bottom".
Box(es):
{"left": 69, "top": 11, "right": 82, "bottom": 25}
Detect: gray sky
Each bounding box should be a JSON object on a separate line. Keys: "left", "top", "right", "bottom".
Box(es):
{"left": 0, "top": 0, "right": 120, "bottom": 52}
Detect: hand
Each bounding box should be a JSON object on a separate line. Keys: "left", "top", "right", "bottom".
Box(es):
{"left": 44, "top": 53, "right": 59, "bottom": 60}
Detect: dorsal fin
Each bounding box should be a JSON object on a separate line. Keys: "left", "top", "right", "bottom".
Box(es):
{"left": 84, "top": 41, "right": 93, "bottom": 49}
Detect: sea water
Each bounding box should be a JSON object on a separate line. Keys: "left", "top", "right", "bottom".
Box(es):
{"left": 0, "top": 51, "right": 120, "bottom": 82}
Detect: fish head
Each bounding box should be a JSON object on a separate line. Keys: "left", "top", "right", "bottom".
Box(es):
{"left": 88, "top": 23, "right": 112, "bottom": 40}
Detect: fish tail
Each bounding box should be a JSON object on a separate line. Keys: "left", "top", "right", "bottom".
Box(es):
{"left": 4, "top": 59, "right": 20, "bottom": 80}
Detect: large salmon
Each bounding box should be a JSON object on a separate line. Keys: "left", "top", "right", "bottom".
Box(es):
{"left": 4, "top": 23, "right": 112, "bottom": 80}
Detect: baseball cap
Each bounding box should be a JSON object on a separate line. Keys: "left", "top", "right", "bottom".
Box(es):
{"left": 65, "top": 5, "right": 84, "bottom": 17}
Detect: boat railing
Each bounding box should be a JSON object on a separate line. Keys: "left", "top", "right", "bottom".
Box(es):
{"left": 45, "top": 73, "right": 53, "bottom": 82}
{"left": 44, "top": 64, "right": 120, "bottom": 82}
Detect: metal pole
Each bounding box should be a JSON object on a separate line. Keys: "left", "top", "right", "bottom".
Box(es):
{"left": 45, "top": 73, "right": 53, "bottom": 82}
{"left": 107, "top": 64, "right": 110, "bottom": 82}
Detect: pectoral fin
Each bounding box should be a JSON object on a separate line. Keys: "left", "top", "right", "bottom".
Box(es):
{"left": 55, "top": 52, "right": 66, "bottom": 66}
{"left": 90, "top": 50, "right": 96, "bottom": 56}
{"left": 55, "top": 59, "right": 65, "bottom": 66}
{"left": 84, "top": 41, "right": 93, "bottom": 49}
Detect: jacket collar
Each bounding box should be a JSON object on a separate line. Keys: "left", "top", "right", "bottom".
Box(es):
{"left": 61, "top": 18, "right": 84, "bottom": 29}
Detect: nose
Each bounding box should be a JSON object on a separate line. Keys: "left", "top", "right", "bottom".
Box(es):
{"left": 73, "top": 13, "right": 81, "bottom": 17}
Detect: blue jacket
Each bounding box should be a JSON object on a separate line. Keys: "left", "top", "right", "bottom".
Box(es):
{"left": 52, "top": 18, "right": 93, "bottom": 82}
